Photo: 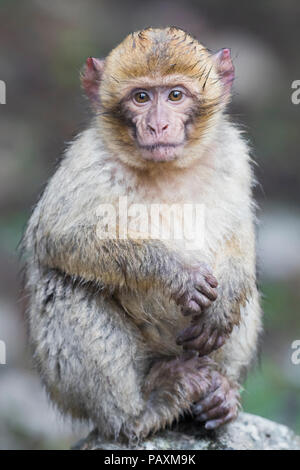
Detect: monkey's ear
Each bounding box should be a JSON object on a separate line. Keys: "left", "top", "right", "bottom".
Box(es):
{"left": 81, "top": 57, "right": 105, "bottom": 103}
{"left": 212, "top": 48, "right": 234, "bottom": 94}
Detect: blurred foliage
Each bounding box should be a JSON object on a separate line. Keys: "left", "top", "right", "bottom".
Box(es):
{"left": 243, "top": 281, "right": 300, "bottom": 433}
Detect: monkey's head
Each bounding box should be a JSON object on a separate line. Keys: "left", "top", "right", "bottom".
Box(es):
{"left": 81, "top": 27, "right": 234, "bottom": 169}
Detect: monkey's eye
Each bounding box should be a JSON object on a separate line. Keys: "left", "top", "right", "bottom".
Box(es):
{"left": 134, "top": 91, "right": 150, "bottom": 104}
{"left": 168, "top": 90, "right": 183, "bottom": 101}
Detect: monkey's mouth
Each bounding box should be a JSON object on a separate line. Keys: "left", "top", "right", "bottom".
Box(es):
{"left": 138, "top": 143, "right": 184, "bottom": 162}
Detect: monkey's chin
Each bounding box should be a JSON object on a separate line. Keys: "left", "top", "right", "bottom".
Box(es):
{"left": 139, "top": 144, "right": 183, "bottom": 162}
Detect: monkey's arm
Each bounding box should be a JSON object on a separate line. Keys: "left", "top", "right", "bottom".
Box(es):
{"left": 177, "top": 227, "right": 257, "bottom": 355}
{"left": 30, "top": 212, "right": 217, "bottom": 313}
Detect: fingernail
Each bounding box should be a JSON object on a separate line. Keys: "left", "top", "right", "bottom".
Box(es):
{"left": 205, "top": 421, "right": 216, "bottom": 430}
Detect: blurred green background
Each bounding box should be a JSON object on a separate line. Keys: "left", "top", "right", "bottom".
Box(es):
{"left": 0, "top": 0, "right": 299, "bottom": 449}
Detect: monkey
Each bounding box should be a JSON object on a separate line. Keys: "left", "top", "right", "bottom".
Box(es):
{"left": 22, "top": 27, "right": 262, "bottom": 441}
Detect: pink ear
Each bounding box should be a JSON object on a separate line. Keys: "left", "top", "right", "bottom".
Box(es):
{"left": 213, "top": 48, "right": 234, "bottom": 93}
{"left": 81, "top": 57, "right": 105, "bottom": 103}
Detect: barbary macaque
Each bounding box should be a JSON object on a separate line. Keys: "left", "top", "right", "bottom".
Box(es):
{"left": 23, "top": 27, "right": 262, "bottom": 440}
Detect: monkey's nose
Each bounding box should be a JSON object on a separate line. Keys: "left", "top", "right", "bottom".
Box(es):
{"left": 147, "top": 123, "right": 169, "bottom": 137}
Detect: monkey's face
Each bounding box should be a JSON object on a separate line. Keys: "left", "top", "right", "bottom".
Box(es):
{"left": 122, "top": 84, "right": 197, "bottom": 162}
{"left": 82, "top": 27, "right": 234, "bottom": 169}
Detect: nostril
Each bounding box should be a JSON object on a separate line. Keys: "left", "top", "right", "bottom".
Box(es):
{"left": 147, "top": 125, "right": 156, "bottom": 134}
{"left": 147, "top": 123, "right": 168, "bottom": 135}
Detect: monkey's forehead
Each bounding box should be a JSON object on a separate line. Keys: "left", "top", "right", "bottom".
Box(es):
{"left": 106, "top": 27, "right": 211, "bottom": 78}
{"left": 100, "top": 27, "right": 220, "bottom": 104}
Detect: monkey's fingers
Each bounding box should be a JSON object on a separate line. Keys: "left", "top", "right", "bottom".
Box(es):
{"left": 197, "top": 332, "right": 226, "bottom": 356}
{"left": 205, "top": 274, "right": 218, "bottom": 288}
{"left": 176, "top": 323, "right": 203, "bottom": 344}
{"left": 192, "top": 263, "right": 217, "bottom": 285}
{"left": 177, "top": 326, "right": 226, "bottom": 356}
{"left": 193, "top": 291, "right": 213, "bottom": 308}
{"left": 194, "top": 277, "right": 218, "bottom": 301}
{"left": 181, "top": 292, "right": 212, "bottom": 317}
{"left": 181, "top": 301, "right": 202, "bottom": 316}
{"left": 183, "top": 329, "right": 219, "bottom": 353}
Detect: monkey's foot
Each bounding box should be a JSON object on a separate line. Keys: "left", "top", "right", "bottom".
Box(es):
{"left": 144, "top": 352, "right": 215, "bottom": 403}
{"left": 176, "top": 322, "right": 227, "bottom": 356}
{"left": 192, "top": 371, "right": 240, "bottom": 430}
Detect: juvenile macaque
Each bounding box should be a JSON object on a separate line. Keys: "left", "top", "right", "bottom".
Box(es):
{"left": 23, "top": 27, "right": 262, "bottom": 440}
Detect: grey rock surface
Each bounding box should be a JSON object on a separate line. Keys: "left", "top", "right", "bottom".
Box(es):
{"left": 74, "top": 412, "right": 300, "bottom": 450}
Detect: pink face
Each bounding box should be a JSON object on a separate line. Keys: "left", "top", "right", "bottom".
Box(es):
{"left": 124, "top": 85, "right": 195, "bottom": 162}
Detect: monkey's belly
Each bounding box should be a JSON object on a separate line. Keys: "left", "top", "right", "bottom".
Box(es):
{"left": 118, "top": 291, "right": 189, "bottom": 356}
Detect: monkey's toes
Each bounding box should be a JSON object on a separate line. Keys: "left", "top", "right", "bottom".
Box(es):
{"left": 192, "top": 373, "right": 240, "bottom": 430}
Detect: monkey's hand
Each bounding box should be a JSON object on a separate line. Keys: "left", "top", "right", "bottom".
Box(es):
{"left": 174, "top": 263, "right": 222, "bottom": 355}
{"left": 172, "top": 263, "right": 218, "bottom": 315}
{"left": 192, "top": 370, "right": 241, "bottom": 430}
{"left": 176, "top": 319, "right": 227, "bottom": 356}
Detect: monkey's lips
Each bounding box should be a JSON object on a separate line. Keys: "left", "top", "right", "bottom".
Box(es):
{"left": 138, "top": 143, "right": 184, "bottom": 162}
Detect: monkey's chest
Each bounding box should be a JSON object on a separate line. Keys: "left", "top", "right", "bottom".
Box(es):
{"left": 118, "top": 290, "right": 189, "bottom": 356}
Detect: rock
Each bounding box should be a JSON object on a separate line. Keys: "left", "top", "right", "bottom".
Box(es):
{"left": 73, "top": 413, "right": 300, "bottom": 450}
